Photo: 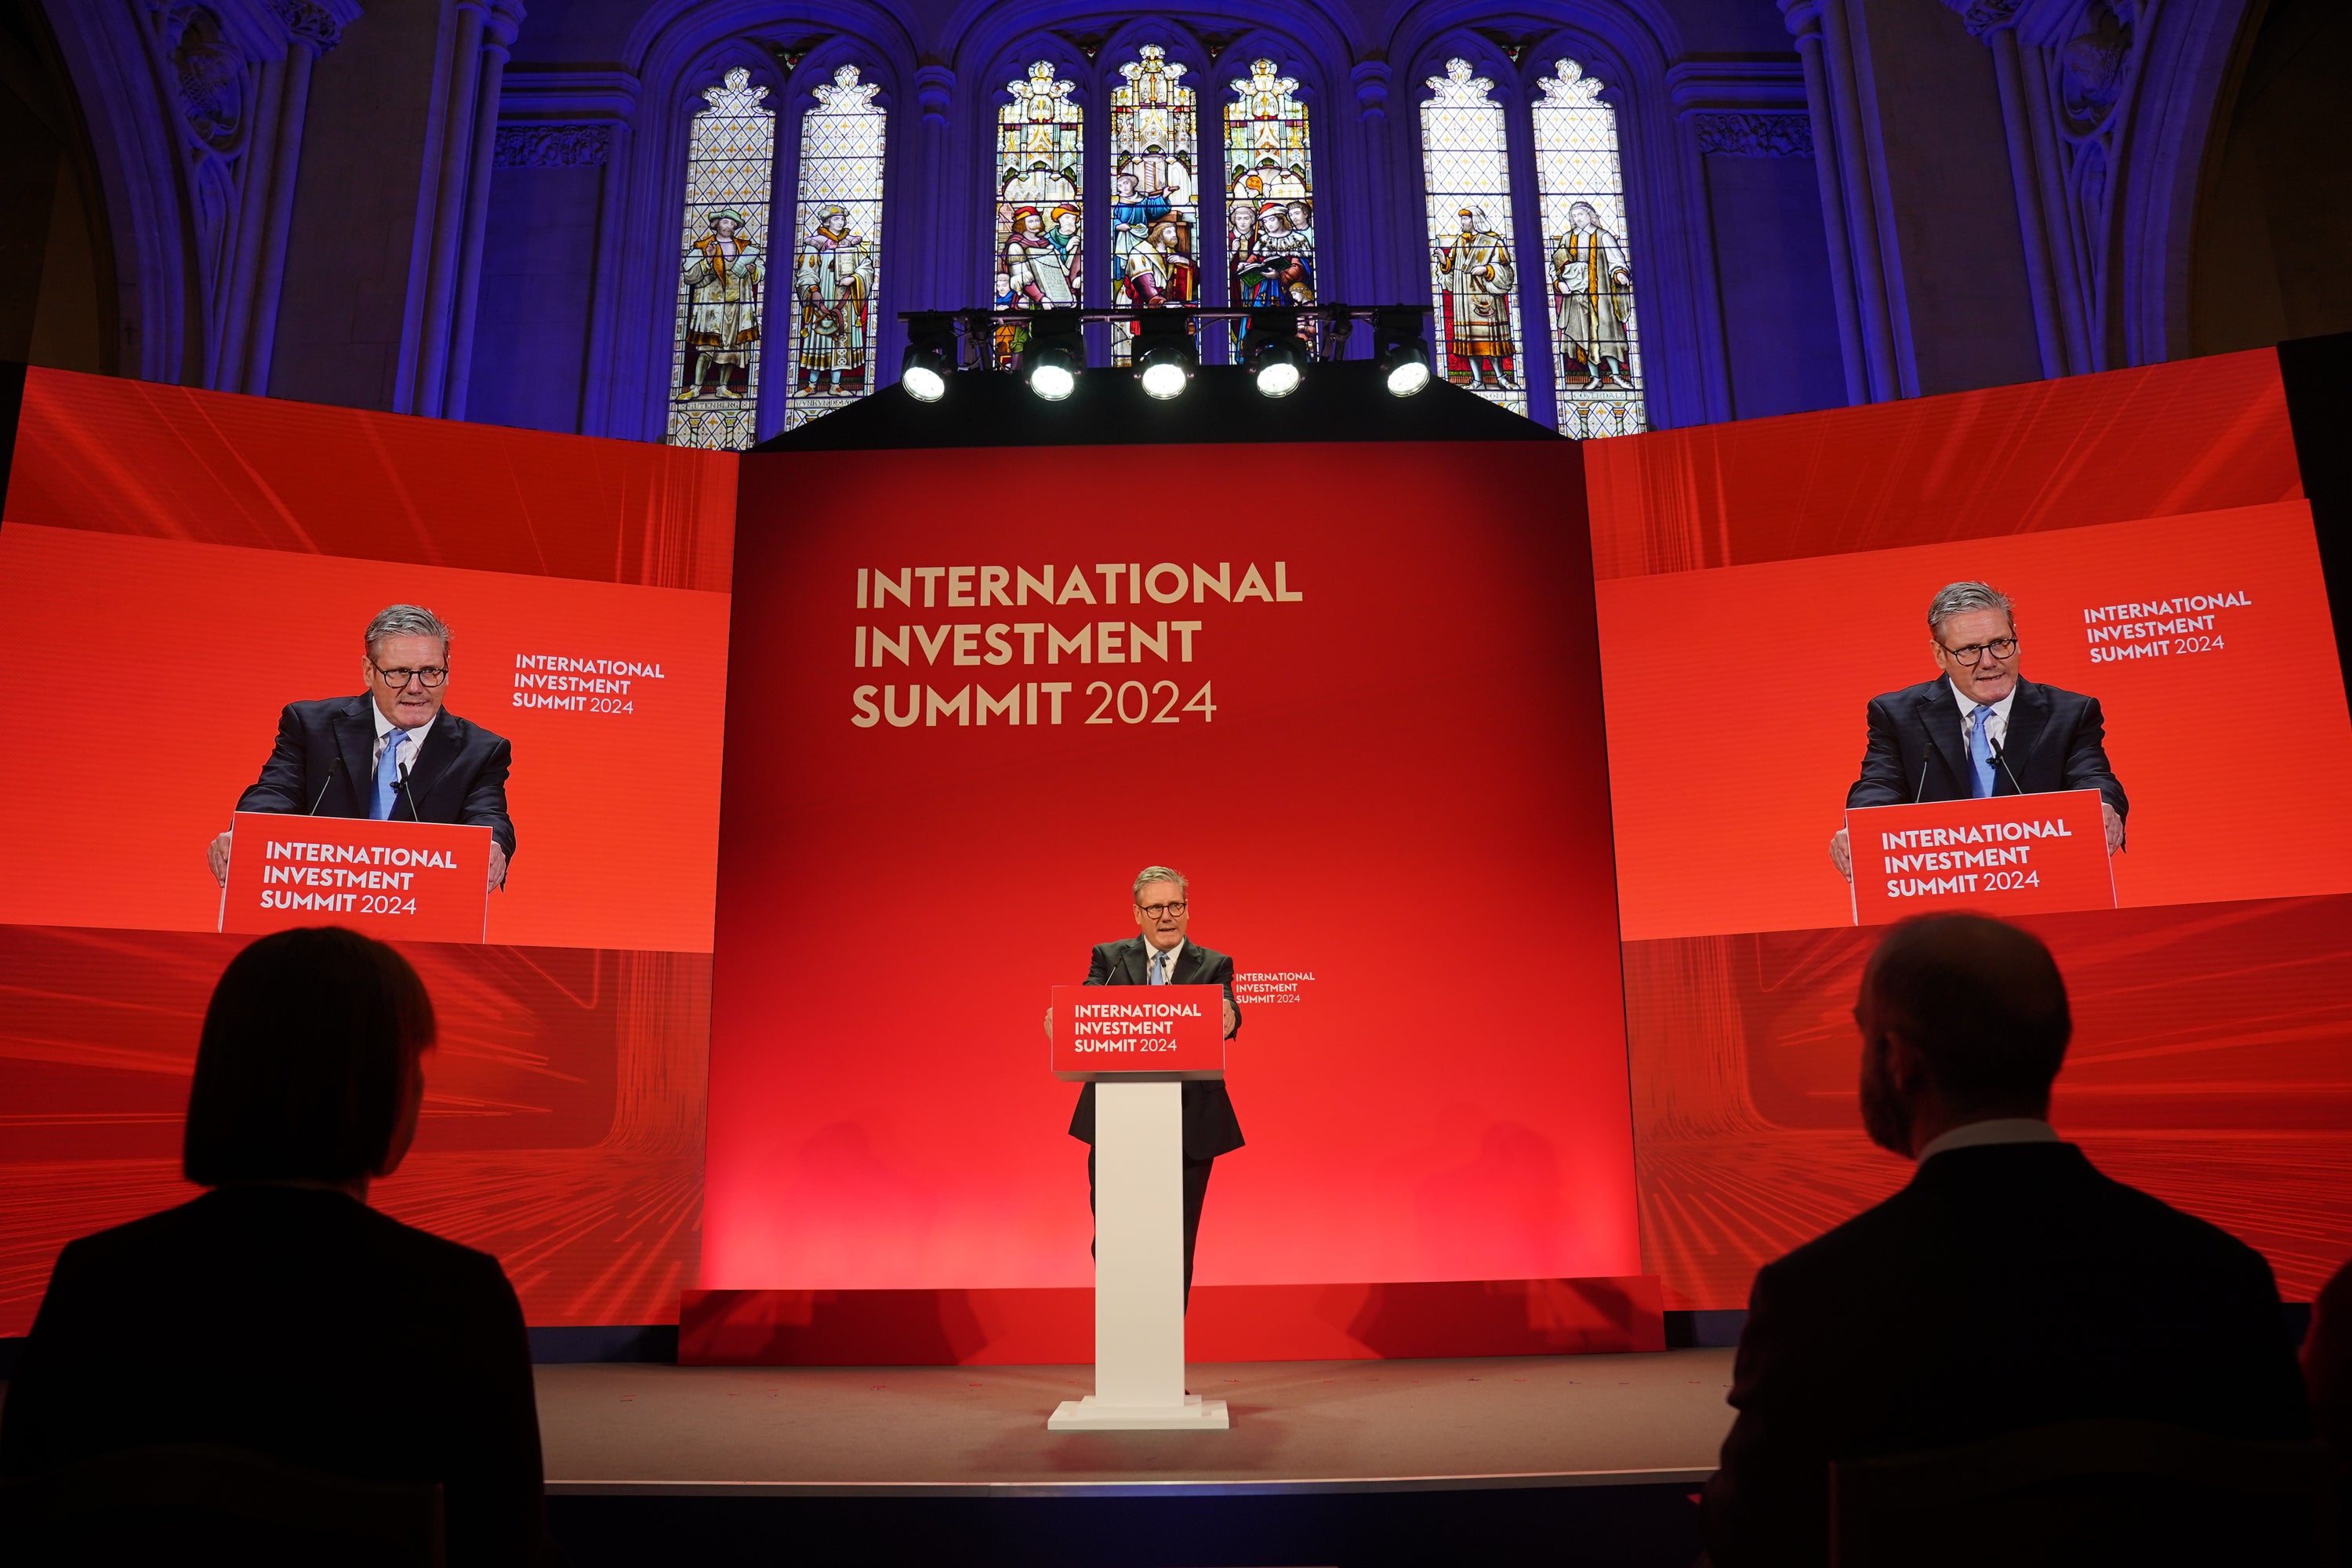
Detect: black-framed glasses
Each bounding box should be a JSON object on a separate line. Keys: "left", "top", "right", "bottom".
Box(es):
{"left": 1138, "top": 901, "right": 1188, "bottom": 918}
{"left": 1939, "top": 637, "right": 2017, "bottom": 665}
{"left": 371, "top": 660, "right": 448, "bottom": 688}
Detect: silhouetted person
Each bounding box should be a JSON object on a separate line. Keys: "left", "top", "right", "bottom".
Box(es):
{"left": 0, "top": 927, "right": 557, "bottom": 1566}
{"left": 1700, "top": 913, "right": 2308, "bottom": 1566}
{"left": 2303, "top": 1259, "right": 2352, "bottom": 1449}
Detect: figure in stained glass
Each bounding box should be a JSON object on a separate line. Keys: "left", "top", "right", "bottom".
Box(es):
{"left": 1532, "top": 57, "right": 1644, "bottom": 435}
{"left": 1433, "top": 207, "right": 1517, "bottom": 390}
{"left": 793, "top": 206, "right": 875, "bottom": 397}
{"left": 1419, "top": 59, "right": 1526, "bottom": 412}
{"left": 782, "top": 63, "right": 886, "bottom": 430}
{"left": 1224, "top": 60, "right": 1315, "bottom": 350}
{"left": 667, "top": 67, "right": 776, "bottom": 447}
{"left": 1552, "top": 201, "right": 1633, "bottom": 387}
{"left": 1109, "top": 46, "right": 1198, "bottom": 360}
{"left": 996, "top": 61, "right": 1084, "bottom": 356}
{"left": 682, "top": 209, "right": 764, "bottom": 398}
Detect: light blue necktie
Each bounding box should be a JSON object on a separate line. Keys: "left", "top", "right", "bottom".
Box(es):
{"left": 1149, "top": 949, "right": 1169, "bottom": 985}
{"left": 371, "top": 730, "right": 410, "bottom": 820}
{"left": 1967, "top": 704, "right": 1998, "bottom": 799}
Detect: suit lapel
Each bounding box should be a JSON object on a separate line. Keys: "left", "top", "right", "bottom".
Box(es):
{"left": 1917, "top": 682, "right": 1972, "bottom": 800}
{"left": 1997, "top": 681, "right": 2050, "bottom": 794}
{"left": 400, "top": 712, "right": 464, "bottom": 819}
{"left": 332, "top": 699, "right": 377, "bottom": 818}
{"left": 1119, "top": 938, "right": 1149, "bottom": 985}
{"left": 1171, "top": 942, "right": 1207, "bottom": 985}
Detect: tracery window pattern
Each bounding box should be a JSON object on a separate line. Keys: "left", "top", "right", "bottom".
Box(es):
{"left": 667, "top": 67, "right": 776, "bottom": 450}
{"left": 1225, "top": 60, "right": 1315, "bottom": 351}
{"left": 1419, "top": 60, "right": 1526, "bottom": 416}
{"left": 1533, "top": 59, "right": 1643, "bottom": 438}
{"left": 782, "top": 65, "right": 886, "bottom": 432}
{"left": 995, "top": 60, "right": 1084, "bottom": 364}
{"left": 1107, "top": 45, "right": 1200, "bottom": 364}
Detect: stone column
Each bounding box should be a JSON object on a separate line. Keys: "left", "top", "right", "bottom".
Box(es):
{"left": 235, "top": 1, "right": 350, "bottom": 394}
{"left": 915, "top": 64, "right": 954, "bottom": 315}
{"left": 443, "top": 0, "right": 523, "bottom": 420}
{"left": 408, "top": 0, "right": 489, "bottom": 416}
{"left": 1778, "top": 0, "right": 1867, "bottom": 404}
{"left": 1808, "top": 0, "right": 1900, "bottom": 399}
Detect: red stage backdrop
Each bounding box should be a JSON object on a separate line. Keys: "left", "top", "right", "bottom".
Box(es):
{"left": 1587, "top": 350, "right": 2352, "bottom": 1308}
{"left": 0, "top": 370, "right": 732, "bottom": 1334}
{"left": 703, "top": 440, "right": 1639, "bottom": 1294}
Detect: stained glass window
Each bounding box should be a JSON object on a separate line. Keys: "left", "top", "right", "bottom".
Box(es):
{"left": 1107, "top": 45, "right": 1199, "bottom": 365}
{"left": 1225, "top": 60, "right": 1315, "bottom": 353}
{"left": 1420, "top": 60, "right": 1526, "bottom": 415}
{"left": 782, "top": 65, "right": 885, "bottom": 431}
{"left": 1533, "top": 60, "right": 1644, "bottom": 438}
{"left": 994, "top": 60, "right": 1083, "bottom": 365}
{"left": 667, "top": 67, "right": 776, "bottom": 449}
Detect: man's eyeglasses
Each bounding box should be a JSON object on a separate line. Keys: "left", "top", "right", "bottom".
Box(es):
{"left": 1138, "top": 901, "right": 1187, "bottom": 918}
{"left": 1939, "top": 637, "right": 2017, "bottom": 665}
{"left": 371, "top": 661, "right": 448, "bottom": 689}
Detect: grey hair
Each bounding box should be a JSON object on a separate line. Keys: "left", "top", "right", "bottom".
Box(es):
{"left": 365, "top": 604, "right": 452, "bottom": 657}
{"left": 1132, "top": 866, "right": 1188, "bottom": 904}
{"left": 1926, "top": 582, "right": 2014, "bottom": 637}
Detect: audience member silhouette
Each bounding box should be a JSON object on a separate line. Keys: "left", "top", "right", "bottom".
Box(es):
{"left": 1700, "top": 913, "right": 2309, "bottom": 1566}
{"left": 0, "top": 927, "right": 558, "bottom": 1565}
{"left": 2303, "top": 1257, "right": 2352, "bottom": 1450}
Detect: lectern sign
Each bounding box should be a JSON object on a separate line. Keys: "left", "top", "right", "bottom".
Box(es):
{"left": 219, "top": 811, "right": 494, "bottom": 943}
{"left": 1050, "top": 984, "right": 1227, "bottom": 1081}
{"left": 1846, "top": 789, "right": 2116, "bottom": 926}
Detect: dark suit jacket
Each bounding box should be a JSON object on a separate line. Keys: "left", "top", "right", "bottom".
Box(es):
{"left": 0, "top": 1186, "right": 554, "bottom": 1566}
{"left": 1700, "top": 1142, "right": 2309, "bottom": 1567}
{"left": 1066, "top": 936, "right": 1245, "bottom": 1161}
{"left": 1846, "top": 677, "right": 2127, "bottom": 818}
{"left": 238, "top": 695, "right": 517, "bottom": 859}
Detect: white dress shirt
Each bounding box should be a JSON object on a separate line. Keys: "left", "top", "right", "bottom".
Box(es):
{"left": 1140, "top": 938, "right": 1184, "bottom": 984}
{"left": 1916, "top": 1116, "right": 2060, "bottom": 1163}
{"left": 1947, "top": 677, "right": 2016, "bottom": 755}
{"left": 370, "top": 702, "right": 435, "bottom": 780}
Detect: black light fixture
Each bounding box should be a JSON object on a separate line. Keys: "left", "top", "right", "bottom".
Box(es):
{"left": 1019, "top": 310, "right": 1085, "bottom": 401}
{"left": 899, "top": 311, "right": 956, "bottom": 402}
{"left": 1371, "top": 307, "right": 1433, "bottom": 397}
{"left": 1132, "top": 310, "right": 1199, "bottom": 401}
{"left": 1241, "top": 307, "right": 1307, "bottom": 398}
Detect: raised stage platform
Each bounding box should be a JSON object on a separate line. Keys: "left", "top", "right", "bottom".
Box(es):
{"left": 539, "top": 1348, "right": 1736, "bottom": 1565}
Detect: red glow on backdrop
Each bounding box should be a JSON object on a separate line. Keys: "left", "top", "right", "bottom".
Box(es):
{"left": 702, "top": 441, "right": 1640, "bottom": 1292}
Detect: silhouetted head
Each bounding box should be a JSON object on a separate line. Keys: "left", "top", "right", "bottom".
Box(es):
{"left": 1855, "top": 914, "right": 2071, "bottom": 1157}
{"left": 183, "top": 927, "right": 437, "bottom": 1189}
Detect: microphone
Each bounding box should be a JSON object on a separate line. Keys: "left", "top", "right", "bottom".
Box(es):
{"left": 1990, "top": 737, "right": 2026, "bottom": 797}
{"left": 399, "top": 761, "right": 421, "bottom": 825}
{"left": 308, "top": 756, "right": 340, "bottom": 815}
{"left": 1914, "top": 741, "right": 1935, "bottom": 804}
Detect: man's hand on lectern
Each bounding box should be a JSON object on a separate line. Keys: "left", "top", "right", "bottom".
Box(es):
{"left": 1041, "top": 1007, "right": 1053, "bottom": 1042}
{"left": 488, "top": 841, "right": 509, "bottom": 892}
{"left": 1829, "top": 828, "right": 1852, "bottom": 881}
{"left": 2102, "top": 802, "right": 2125, "bottom": 855}
{"left": 209, "top": 830, "right": 233, "bottom": 888}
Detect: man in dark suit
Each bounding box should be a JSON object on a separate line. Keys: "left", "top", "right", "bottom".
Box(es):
{"left": 1700, "top": 914, "right": 2309, "bottom": 1566}
{"left": 1061, "top": 866, "right": 1243, "bottom": 1301}
{"left": 209, "top": 604, "right": 515, "bottom": 892}
{"left": 1831, "top": 581, "right": 2126, "bottom": 880}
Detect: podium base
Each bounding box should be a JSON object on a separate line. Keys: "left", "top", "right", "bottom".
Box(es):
{"left": 1047, "top": 1393, "right": 1232, "bottom": 1432}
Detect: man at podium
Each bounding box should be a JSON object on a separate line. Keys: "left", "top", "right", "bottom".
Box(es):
{"left": 1067, "top": 866, "right": 1243, "bottom": 1299}
{"left": 207, "top": 604, "right": 517, "bottom": 891}
{"left": 1831, "top": 582, "right": 2127, "bottom": 879}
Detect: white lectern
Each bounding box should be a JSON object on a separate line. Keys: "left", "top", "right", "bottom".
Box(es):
{"left": 1046, "top": 982, "right": 1231, "bottom": 1432}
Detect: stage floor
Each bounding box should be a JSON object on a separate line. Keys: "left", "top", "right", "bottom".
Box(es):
{"left": 539, "top": 1348, "right": 1737, "bottom": 1497}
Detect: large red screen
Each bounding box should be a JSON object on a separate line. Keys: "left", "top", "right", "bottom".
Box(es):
{"left": 702, "top": 441, "right": 1640, "bottom": 1292}
{"left": 1588, "top": 350, "right": 2352, "bottom": 1308}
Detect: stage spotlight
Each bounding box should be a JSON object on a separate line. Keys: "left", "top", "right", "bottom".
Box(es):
{"left": 899, "top": 311, "right": 957, "bottom": 402}
{"left": 1242, "top": 309, "right": 1307, "bottom": 398}
{"left": 1133, "top": 310, "right": 1198, "bottom": 401}
{"left": 1373, "top": 307, "right": 1432, "bottom": 397}
{"left": 1019, "top": 310, "right": 1085, "bottom": 401}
